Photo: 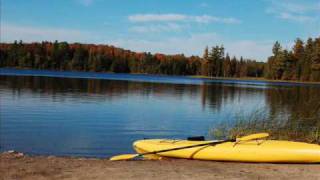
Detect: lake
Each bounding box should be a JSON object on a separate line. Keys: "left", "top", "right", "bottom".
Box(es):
{"left": 0, "top": 68, "right": 319, "bottom": 158}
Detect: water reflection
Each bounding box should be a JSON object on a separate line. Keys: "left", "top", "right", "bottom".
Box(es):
{"left": 0, "top": 75, "right": 319, "bottom": 157}
{"left": 265, "top": 86, "right": 320, "bottom": 129}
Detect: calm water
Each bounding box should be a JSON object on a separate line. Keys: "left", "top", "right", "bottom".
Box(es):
{"left": 1, "top": 68, "right": 319, "bottom": 157}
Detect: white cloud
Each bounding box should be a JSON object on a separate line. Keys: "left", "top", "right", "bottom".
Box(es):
{"left": 129, "top": 23, "right": 182, "bottom": 33}
{"left": 1, "top": 23, "right": 93, "bottom": 43}
{"left": 191, "top": 15, "right": 241, "bottom": 24}
{"left": 266, "top": 0, "right": 320, "bottom": 23}
{"left": 128, "top": 14, "right": 186, "bottom": 23}
{"left": 226, "top": 40, "right": 273, "bottom": 61}
{"left": 128, "top": 14, "right": 241, "bottom": 24}
{"left": 278, "top": 12, "right": 314, "bottom": 23}
{"left": 110, "top": 33, "right": 217, "bottom": 56}
{"left": 109, "top": 33, "right": 272, "bottom": 61}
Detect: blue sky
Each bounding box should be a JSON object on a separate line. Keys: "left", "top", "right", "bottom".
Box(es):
{"left": 1, "top": 0, "right": 320, "bottom": 61}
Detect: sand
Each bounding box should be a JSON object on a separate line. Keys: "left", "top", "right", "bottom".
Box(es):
{"left": 1, "top": 152, "right": 320, "bottom": 180}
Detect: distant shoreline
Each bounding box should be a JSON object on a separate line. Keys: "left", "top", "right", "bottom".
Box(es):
{"left": 190, "top": 75, "right": 320, "bottom": 85}
{"left": 1, "top": 67, "right": 320, "bottom": 86}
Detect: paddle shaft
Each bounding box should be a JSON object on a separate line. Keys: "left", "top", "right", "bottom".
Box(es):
{"left": 137, "top": 139, "right": 235, "bottom": 156}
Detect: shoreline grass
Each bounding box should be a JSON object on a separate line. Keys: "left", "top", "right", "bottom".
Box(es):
{"left": 211, "top": 108, "right": 320, "bottom": 144}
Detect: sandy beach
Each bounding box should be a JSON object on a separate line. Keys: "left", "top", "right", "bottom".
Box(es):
{"left": 1, "top": 152, "right": 320, "bottom": 180}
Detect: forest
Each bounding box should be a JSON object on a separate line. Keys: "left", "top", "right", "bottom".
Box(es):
{"left": 0, "top": 37, "right": 319, "bottom": 81}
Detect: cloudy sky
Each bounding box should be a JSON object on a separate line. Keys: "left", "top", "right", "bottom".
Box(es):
{"left": 1, "top": 0, "right": 320, "bottom": 61}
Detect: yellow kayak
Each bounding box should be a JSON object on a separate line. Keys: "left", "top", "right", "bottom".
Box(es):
{"left": 133, "top": 139, "right": 320, "bottom": 163}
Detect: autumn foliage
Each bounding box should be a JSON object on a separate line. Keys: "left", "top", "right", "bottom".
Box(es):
{"left": 1, "top": 37, "right": 319, "bottom": 81}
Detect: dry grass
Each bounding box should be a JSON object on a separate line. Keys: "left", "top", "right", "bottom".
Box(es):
{"left": 211, "top": 108, "right": 320, "bottom": 144}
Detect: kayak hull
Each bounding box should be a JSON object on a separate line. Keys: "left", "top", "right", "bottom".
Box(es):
{"left": 133, "top": 139, "right": 320, "bottom": 163}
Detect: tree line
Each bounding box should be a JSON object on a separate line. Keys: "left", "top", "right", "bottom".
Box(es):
{"left": 0, "top": 37, "right": 319, "bottom": 81}
{"left": 265, "top": 38, "right": 320, "bottom": 81}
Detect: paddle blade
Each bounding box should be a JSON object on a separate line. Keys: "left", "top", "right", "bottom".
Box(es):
{"left": 109, "top": 154, "right": 138, "bottom": 161}
{"left": 237, "top": 133, "right": 269, "bottom": 141}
